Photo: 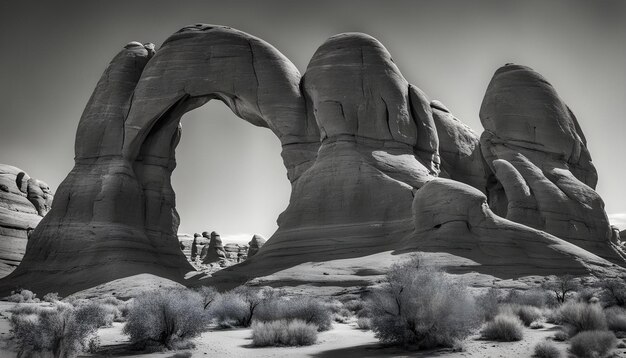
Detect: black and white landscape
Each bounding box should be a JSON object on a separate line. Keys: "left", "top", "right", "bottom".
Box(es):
{"left": 1, "top": 1, "right": 625, "bottom": 357}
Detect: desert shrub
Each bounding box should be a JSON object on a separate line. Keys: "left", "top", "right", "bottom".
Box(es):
{"left": 553, "top": 330, "right": 569, "bottom": 341}
{"left": 357, "top": 317, "right": 371, "bottom": 330}
{"left": 123, "top": 288, "right": 209, "bottom": 349}
{"left": 504, "top": 288, "right": 553, "bottom": 308}
{"left": 476, "top": 287, "right": 502, "bottom": 321}
{"left": 210, "top": 291, "right": 249, "bottom": 327}
{"left": 534, "top": 340, "right": 561, "bottom": 358}
{"left": 597, "top": 278, "right": 626, "bottom": 307}
{"left": 569, "top": 330, "right": 616, "bottom": 358}
{"left": 10, "top": 301, "right": 107, "bottom": 358}
{"left": 500, "top": 304, "right": 543, "bottom": 326}
{"left": 7, "top": 289, "right": 39, "bottom": 303}
{"left": 605, "top": 306, "right": 626, "bottom": 332}
{"left": 43, "top": 292, "right": 61, "bottom": 303}
{"left": 366, "top": 256, "right": 479, "bottom": 349}
{"left": 576, "top": 287, "right": 598, "bottom": 304}
{"left": 530, "top": 321, "right": 545, "bottom": 329}
{"left": 481, "top": 313, "right": 524, "bottom": 341}
{"left": 251, "top": 319, "right": 317, "bottom": 347}
{"left": 333, "top": 307, "right": 352, "bottom": 323}
{"left": 255, "top": 296, "right": 332, "bottom": 331}
{"left": 324, "top": 299, "right": 343, "bottom": 315}
{"left": 556, "top": 301, "right": 607, "bottom": 335}
{"left": 195, "top": 286, "right": 218, "bottom": 310}
{"left": 344, "top": 299, "right": 365, "bottom": 313}
{"left": 542, "top": 275, "right": 580, "bottom": 304}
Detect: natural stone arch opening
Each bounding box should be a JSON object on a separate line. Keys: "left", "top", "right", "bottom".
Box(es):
{"left": 167, "top": 100, "right": 292, "bottom": 241}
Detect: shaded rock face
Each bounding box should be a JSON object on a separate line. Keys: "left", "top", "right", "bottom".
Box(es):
{"left": 479, "top": 64, "right": 619, "bottom": 263}
{"left": 0, "top": 164, "right": 53, "bottom": 277}
{"left": 247, "top": 234, "right": 266, "bottom": 258}
{"left": 1, "top": 26, "right": 622, "bottom": 295}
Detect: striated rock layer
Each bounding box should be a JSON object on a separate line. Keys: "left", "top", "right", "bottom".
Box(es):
{"left": 0, "top": 164, "right": 53, "bottom": 278}
{"left": 0, "top": 26, "right": 623, "bottom": 295}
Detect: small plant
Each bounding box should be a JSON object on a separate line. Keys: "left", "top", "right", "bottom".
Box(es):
{"left": 605, "top": 306, "right": 626, "bottom": 332}
{"left": 251, "top": 319, "right": 317, "bottom": 347}
{"left": 597, "top": 278, "right": 626, "bottom": 307}
{"left": 569, "top": 330, "right": 616, "bottom": 358}
{"left": 534, "top": 340, "right": 560, "bottom": 358}
{"left": 481, "top": 313, "right": 524, "bottom": 341}
{"left": 500, "top": 304, "right": 543, "bottom": 326}
{"left": 542, "top": 275, "right": 580, "bottom": 304}
{"left": 366, "top": 256, "right": 479, "bottom": 349}
{"left": 7, "top": 289, "right": 39, "bottom": 303}
{"left": 556, "top": 301, "right": 607, "bottom": 335}
{"left": 10, "top": 301, "right": 107, "bottom": 358}
{"left": 123, "top": 288, "right": 209, "bottom": 349}
{"left": 357, "top": 317, "right": 371, "bottom": 330}
{"left": 255, "top": 295, "right": 333, "bottom": 331}
{"left": 42, "top": 292, "right": 61, "bottom": 302}
{"left": 530, "top": 321, "right": 545, "bottom": 329}
{"left": 553, "top": 330, "right": 569, "bottom": 341}
{"left": 476, "top": 287, "right": 502, "bottom": 321}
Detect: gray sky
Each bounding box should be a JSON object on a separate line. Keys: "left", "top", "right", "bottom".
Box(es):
{"left": 1, "top": 0, "right": 625, "bottom": 241}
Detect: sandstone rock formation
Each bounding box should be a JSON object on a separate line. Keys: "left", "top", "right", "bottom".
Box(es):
{"left": 479, "top": 64, "right": 621, "bottom": 263}
{"left": 0, "top": 26, "right": 622, "bottom": 295}
{"left": 0, "top": 164, "right": 53, "bottom": 277}
{"left": 247, "top": 234, "right": 266, "bottom": 258}
{"left": 200, "top": 231, "right": 227, "bottom": 264}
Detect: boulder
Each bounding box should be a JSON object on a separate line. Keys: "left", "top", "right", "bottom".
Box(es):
{"left": 0, "top": 164, "right": 53, "bottom": 277}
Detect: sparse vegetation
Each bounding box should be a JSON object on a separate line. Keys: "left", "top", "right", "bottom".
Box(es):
{"left": 123, "top": 288, "right": 209, "bottom": 349}
{"left": 251, "top": 319, "right": 318, "bottom": 347}
{"left": 556, "top": 301, "right": 607, "bottom": 335}
{"left": 500, "top": 304, "right": 543, "bottom": 326}
{"left": 10, "top": 301, "right": 108, "bottom": 358}
{"left": 605, "top": 306, "right": 626, "bottom": 332}
{"left": 7, "top": 289, "right": 39, "bottom": 303}
{"left": 503, "top": 288, "right": 553, "bottom": 308}
{"left": 476, "top": 287, "right": 502, "bottom": 321}
{"left": 42, "top": 292, "right": 61, "bottom": 302}
{"left": 534, "top": 340, "right": 560, "bottom": 358}
{"left": 569, "top": 330, "right": 616, "bottom": 358}
{"left": 366, "top": 256, "right": 479, "bottom": 349}
{"left": 597, "top": 278, "right": 626, "bottom": 307}
{"left": 481, "top": 313, "right": 524, "bottom": 341}
{"left": 542, "top": 275, "right": 580, "bottom": 304}
{"left": 255, "top": 295, "right": 333, "bottom": 331}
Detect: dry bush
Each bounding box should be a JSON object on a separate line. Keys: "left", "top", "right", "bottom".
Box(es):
{"left": 42, "top": 292, "right": 61, "bottom": 303}
{"left": 481, "top": 313, "right": 524, "bottom": 341}
{"left": 210, "top": 291, "right": 249, "bottom": 327}
{"left": 596, "top": 278, "right": 626, "bottom": 307}
{"left": 255, "top": 296, "right": 332, "bottom": 331}
{"left": 504, "top": 288, "right": 553, "bottom": 308}
{"left": 576, "top": 287, "right": 598, "bottom": 304}
{"left": 476, "top": 288, "right": 502, "bottom": 321}
{"left": 569, "top": 330, "right": 616, "bottom": 358}
{"left": 366, "top": 256, "right": 479, "bottom": 349}
{"left": 357, "top": 317, "right": 372, "bottom": 330}
{"left": 251, "top": 319, "right": 317, "bottom": 347}
{"left": 7, "top": 289, "right": 39, "bottom": 303}
{"left": 123, "top": 288, "right": 209, "bottom": 349}
{"left": 542, "top": 275, "right": 580, "bottom": 304}
{"left": 553, "top": 330, "right": 569, "bottom": 341}
{"left": 499, "top": 304, "right": 543, "bottom": 326}
{"left": 534, "top": 340, "right": 561, "bottom": 358}
{"left": 343, "top": 299, "right": 365, "bottom": 314}
{"left": 604, "top": 306, "right": 626, "bottom": 332}
{"left": 556, "top": 301, "right": 607, "bottom": 336}
{"left": 10, "top": 301, "right": 107, "bottom": 358}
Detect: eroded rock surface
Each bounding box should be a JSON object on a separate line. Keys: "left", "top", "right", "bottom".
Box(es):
{"left": 0, "top": 164, "right": 53, "bottom": 277}
{"left": 0, "top": 28, "right": 622, "bottom": 295}
{"left": 479, "top": 64, "right": 620, "bottom": 263}
{"left": 247, "top": 234, "right": 266, "bottom": 258}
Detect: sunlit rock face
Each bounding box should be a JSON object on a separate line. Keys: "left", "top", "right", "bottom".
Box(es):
{"left": 0, "top": 164, "right": 53, "bottom": 277}
{"left": 0, "top": 27, "right": 622, "bottom": 296}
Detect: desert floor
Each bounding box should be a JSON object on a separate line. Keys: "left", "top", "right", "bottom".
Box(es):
{"left": 2, "top": 301, "right": 626, "bottom": 358}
